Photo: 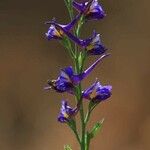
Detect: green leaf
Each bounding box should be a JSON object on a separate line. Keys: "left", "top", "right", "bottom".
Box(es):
{"left": 89, "top": 118, "right": 104, "bottom": 139}
{"left": 64, "top": 145, "right": 72, "bottom": 150}
{"left": 78, "top": 52, "right": 83, "bottom": 69}
{"left": 67, "top": 119, "right": 76, "bottom": 131}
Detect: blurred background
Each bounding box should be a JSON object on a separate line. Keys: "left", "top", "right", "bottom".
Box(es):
{"left": 0, "top": 0, "right": 150, "bottom": 150}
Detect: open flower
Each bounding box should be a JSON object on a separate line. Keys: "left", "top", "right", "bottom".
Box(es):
{"left": 44, "top": 54, "right": 109, "bottom": 93}
{"left": 82, "top": 79, "right": 112, "bottom": 102}
{"left": 86, "top": 31, "right": 107, "bottom": 55}
{"left": 44, "top": 67, "right": 75, "bottom": 93}
{"left": 73, "top": 0, "right": 106, "bottom": 20}
{"left": 58, "top": 100, "right": 77, "bottom": 123}
{"left": 45, "top": 13, "right": 82, "bottom": 40}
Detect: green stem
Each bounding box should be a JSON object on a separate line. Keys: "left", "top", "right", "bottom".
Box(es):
{"left": 85, "top": 132, "right": 90, "bottom": 150}
{"left": 84, "top": 110, "right": 91, "bottom": 125}
{"left": 75, "top": 57, "right": 86, "bottom": 150}
{"left": 64, "top": 1, "right": 89, "bottom": 149}
{"left": 85, "top": 103, "right": 98, "bottom": 125}
{"left": 80, "top": 102, "right": 85, "bottom": 150}
{"left": 64, "top": 0, "right": 74, "bottom": 20}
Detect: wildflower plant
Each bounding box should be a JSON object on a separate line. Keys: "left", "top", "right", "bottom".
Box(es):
{"left": 44, "top": 0, "right": 112, "bottom": 149}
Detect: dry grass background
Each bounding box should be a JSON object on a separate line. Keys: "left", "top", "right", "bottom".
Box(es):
{"left": 0, "top": 0, "right": 150, "bottom": 150}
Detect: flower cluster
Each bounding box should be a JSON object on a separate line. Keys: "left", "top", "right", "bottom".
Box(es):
{"left": 44, "top": 0, "right": 112, "bottom": 149}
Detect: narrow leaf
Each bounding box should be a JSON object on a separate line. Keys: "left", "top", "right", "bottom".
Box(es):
{"left": 78, "top": 52, "right": 83, "bottom": 69}
{"left": 76, "top": 15, "right": 85, "bottom": 37}
{"left": 89, "top": 118, "right": 104, "bottom": 139}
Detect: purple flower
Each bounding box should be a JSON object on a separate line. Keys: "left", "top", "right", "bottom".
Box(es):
{"left": 73, "top": 0, "right": 106, "bottom": 20}
{"left": 44, "top": 67, "right": 75, "bottom": 93}
{"left": 58, "top": 100, "right": 77, "bottom": 123}
{"left": 45, "top": 13, "right": 82, "bottom": 40}
{"left": 45, "top": 24, "right": 64, "bottom": 40}
{"left": 60, "top": 30, "right": 106, "bottom": 54}
{"left": 45, "top": 54, "right": 109, "bottom": 93}
{"left": 86, "top": 32, "right": 107, "bottom": 55}
{"left": 48, "top": 22, "right": 107, "bottom": 55}
{"left": 83, "top": 80, "right": 112, "bottom": 102}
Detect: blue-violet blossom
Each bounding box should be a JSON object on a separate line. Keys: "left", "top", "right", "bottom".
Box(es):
{"left": 73, "top": 0, "right": 106, "bottom": 20}
{"left": 83, "top": 80, "right": 112, "bottom": 103}
{"left": 58, "top": 100, "right": 77, "bottom": 123}
{"left": 45, "top": 54, "right": 109, "bottom": 93}
{"left": 45, "top": 13, "right": 82, "bottom": 40}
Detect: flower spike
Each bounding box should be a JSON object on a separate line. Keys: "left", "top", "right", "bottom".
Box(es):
{"left": 58, "top": 100, "right": 77, "bottom": 123}
{"left": 44, "top": 0, "right": 112, "bottom": 149}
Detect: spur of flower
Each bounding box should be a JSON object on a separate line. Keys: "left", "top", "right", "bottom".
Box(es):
{"left": 44, "top": 54, "right": 109, "bottom": 93}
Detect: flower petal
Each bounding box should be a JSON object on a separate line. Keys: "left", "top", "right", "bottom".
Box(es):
{"left": 45, "top": 25, "right": 63, "bottom": 40}
{"left": 58, "top": 100, "right": 77, "bottom": 123}
{"left": 82, "top": 79, "right": 98, "bottom": 99}
{"left": 86, "top": 32, "right": 107, "bottom": 55}
{"left": 94, "top": 84, "right": 112, "bottom": 102}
